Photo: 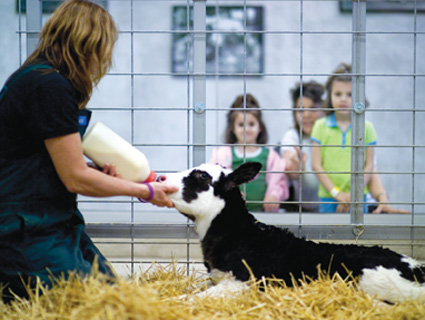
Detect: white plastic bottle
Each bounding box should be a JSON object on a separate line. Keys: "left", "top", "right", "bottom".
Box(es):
{"left": 82, "top": 122, "right": 156, "bottom": 182}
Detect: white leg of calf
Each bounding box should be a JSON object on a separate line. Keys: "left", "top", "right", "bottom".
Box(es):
{"left": 194, "top": 277, "right": 249, "bottom": 299}
{"left": 359, "top": 266, "right": 425, "bottom": 304}
{"left": 177, "top": 270, "right": 249, "bottom": 301}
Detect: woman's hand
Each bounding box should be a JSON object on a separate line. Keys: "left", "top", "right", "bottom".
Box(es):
{"left": 263, "top": 195, "right": 280, "bottom": 213}
{"left": 100, "top": 164, "right": 178, "bottom": 207}
{"left": 101, "top": 163, "right": 121, "bottom": 178}
{"left": 142, "top": 182, "right": 178, "bottom": 208}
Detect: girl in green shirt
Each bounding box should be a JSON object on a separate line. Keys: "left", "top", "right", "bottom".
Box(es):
{"left": 210, "top": 94, "right": 289, "bottom": 212}
{"left": 311, "top": 63, "right": 376, "bottom": 213}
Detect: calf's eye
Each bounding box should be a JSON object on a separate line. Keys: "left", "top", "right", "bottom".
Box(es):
{"left": 199, "top": 172, "right": 209, "bottom": 181}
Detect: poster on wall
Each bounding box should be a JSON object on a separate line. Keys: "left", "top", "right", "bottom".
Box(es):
{"left": 339, "top": 1, "right": 425, "bottom": 12}
{"left": 172, "top": 6, "right": 264, "bottom": 75}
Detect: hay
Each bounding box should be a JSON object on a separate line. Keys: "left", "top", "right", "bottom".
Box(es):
{"left": 1, "top": 263, "right": 424, "bottom": 320}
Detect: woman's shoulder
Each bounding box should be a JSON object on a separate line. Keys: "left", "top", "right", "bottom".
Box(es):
{"left": 1, "top": 64, "right": 75, "bottom": 107}
{"left": 6, "top": 65, "right": 71, "bottom": 100}
{"left": 33, "top": 67, "right": 71, "bottom": 88}
{"left": 15, "top": 62, "right": 68, "bottom": 85}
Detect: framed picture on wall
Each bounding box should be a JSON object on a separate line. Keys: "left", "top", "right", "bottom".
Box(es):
{"left": 172, "top": 6, "right": 264, "bottom": 75}
{"left": 340, "top": 1, "right": 425, "bottom": 13}
{"left": 16, "top": 0, "right": 107, "bottom": 13}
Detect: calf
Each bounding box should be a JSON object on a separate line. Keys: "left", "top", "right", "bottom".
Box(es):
{"left": 165, "top": 162, "right": 425, "bottom": 303}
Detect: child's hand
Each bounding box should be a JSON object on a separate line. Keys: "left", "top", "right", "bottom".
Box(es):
{"left": 335, "top": 191, "right": 350, "bottom": 203}
{"left": 335, "top": 191, "right": 350, "bottom": 213}
{"left": 263, "top": 195, "right": 279, "bottom": 212}
{"left": 286, "top": 147, "right": 306, "bottom": 172}
{"left": 372, "top": 203, "right": 410, "bottom": 214}
{"left": 297, "top": 147, "right": 307, "bottom": 165}
{"left": 336, "top": 203, "right": 350, "bottom": 213}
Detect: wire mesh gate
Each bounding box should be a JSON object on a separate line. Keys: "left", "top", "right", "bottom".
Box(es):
{"left": 18, "top": 0, "right": 425, "bottom": 276}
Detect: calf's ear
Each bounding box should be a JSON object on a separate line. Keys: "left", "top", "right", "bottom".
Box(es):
{"left": 227, "top": 162, "right": 262, "bottom": 188}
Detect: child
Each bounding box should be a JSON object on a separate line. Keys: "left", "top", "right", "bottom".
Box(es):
{"left": 311, "top": 63, "right": 377, "bottom": 213}
{"left": 211, "top": 94, "right": 289, "bottom": 212}
{"left": 280, "top": 81, "right": 325, "bottom": 212}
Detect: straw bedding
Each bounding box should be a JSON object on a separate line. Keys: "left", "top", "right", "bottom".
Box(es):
{"left": 1, "top": 263, "right": 424, "bottom": 320}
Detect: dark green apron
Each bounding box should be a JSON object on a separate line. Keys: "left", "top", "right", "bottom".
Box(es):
{"left": 0, "top": 65, "right": 113, "bottom": 303}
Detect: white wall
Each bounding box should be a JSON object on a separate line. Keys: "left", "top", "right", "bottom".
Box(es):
{"left": 1, "top": 0, "right": 423, "bottom": 213}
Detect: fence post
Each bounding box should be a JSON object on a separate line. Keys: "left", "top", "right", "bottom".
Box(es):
{"left": 26, "top": 0, "right": 42, "bottom": 56}
{"left": 350, "top": 0, "right": 367, "bottom": 229}
{"left": 193, "top": 0, "right": 207, "bottom": 166}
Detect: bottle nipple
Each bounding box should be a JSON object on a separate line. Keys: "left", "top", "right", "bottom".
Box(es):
{"left": 144, "top": 170, "right": 157, "bottom": 183}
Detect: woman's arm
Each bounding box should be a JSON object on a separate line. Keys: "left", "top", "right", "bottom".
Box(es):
{"left": 45, "top": 132, "right": 178, "bottom": 207}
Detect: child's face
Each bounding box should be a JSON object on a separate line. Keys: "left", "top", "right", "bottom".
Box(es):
{"left": 330, "top": 80, "right": 352, "bottom": 115}
{"left": 233, "top": 112, "right": 261, "bottom": 145}
{"left": 295, "top": 96, "right": 324, "bottom": 136}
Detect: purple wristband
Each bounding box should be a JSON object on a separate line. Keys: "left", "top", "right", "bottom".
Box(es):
{"left": 138, "top": 182, "right": 154, "bottom": 203}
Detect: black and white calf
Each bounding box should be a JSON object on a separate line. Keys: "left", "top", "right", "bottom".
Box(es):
{"left": 166, "top": 162, "right": 425, "bottom": 303}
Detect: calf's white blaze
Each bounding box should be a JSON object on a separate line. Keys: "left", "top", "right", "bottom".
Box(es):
{"left": 166, "top": 164, "right": 228, "bottom": 240}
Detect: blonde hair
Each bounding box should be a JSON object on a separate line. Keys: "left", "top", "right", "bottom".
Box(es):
{"left": 24, "top": 0, "right": 118, "bottom": 109}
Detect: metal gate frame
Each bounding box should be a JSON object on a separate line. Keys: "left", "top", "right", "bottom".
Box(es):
{"left": 23, "top": 0, "right": 425, "bottom": 274}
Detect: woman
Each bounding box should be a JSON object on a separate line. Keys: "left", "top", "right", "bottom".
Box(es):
{"left": 0, "top": 0, "right": 177, "bottom": 302}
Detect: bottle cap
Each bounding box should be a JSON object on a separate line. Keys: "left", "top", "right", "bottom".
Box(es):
{"left": 145, "top": 170, "right": 157, "bottom": 183}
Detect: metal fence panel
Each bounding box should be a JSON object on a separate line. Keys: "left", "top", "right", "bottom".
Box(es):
{"left": 17, "top": 0, "right": 424, "bottom": 275}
